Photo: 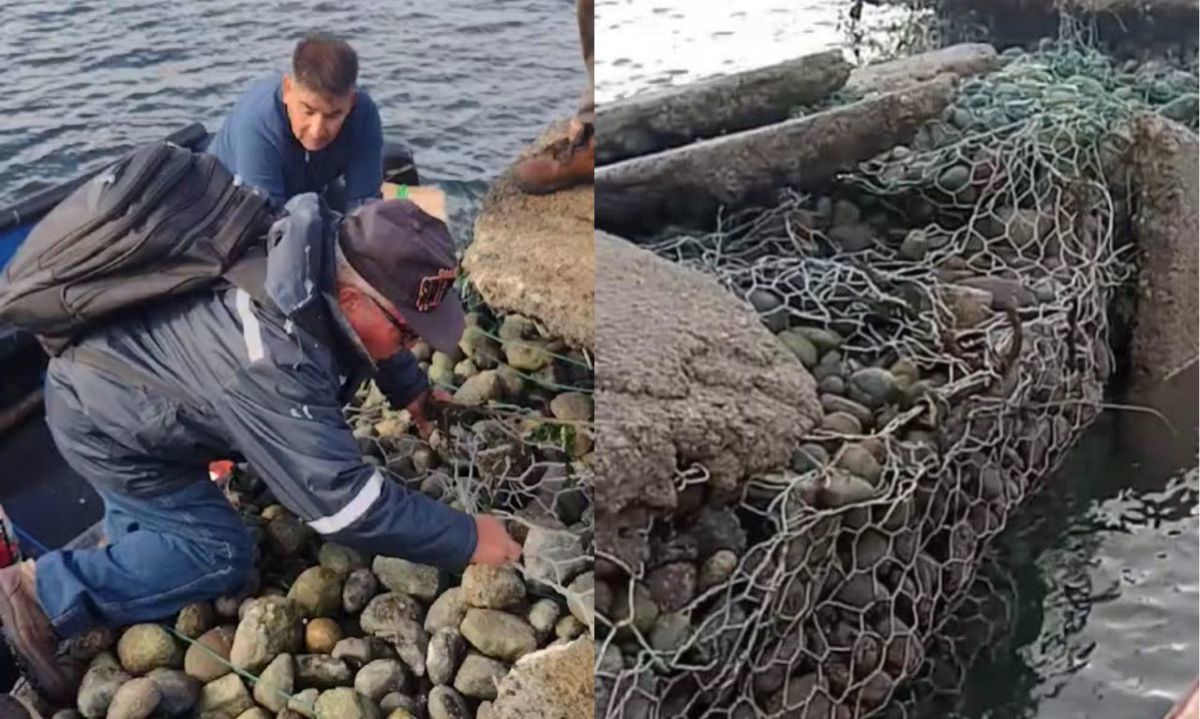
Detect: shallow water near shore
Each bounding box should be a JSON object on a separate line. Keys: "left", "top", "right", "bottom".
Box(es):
{"left": 597, "top": 2, "right": 1198, "bottom": 717}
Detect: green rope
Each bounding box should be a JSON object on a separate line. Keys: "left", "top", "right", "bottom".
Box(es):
{"left": 163, "top": 623, "right": 312, "bottom": 713}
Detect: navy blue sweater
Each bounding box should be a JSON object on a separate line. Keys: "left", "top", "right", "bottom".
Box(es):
{"left": 207, "top": 74, "right": 384, "bottom": 210}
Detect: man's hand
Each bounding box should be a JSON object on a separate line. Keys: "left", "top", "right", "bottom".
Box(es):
{"left": 406, "top": 388, "right": 454, "bottom": 440}
{"left": 470, "top": 515, "right": 522, "bottom": 566}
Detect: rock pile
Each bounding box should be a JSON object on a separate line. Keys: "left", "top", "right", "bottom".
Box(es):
{"left": 593, "top": 42, "right": 1164, "bottom": 719}
{"left": 56, "top": 309, "right": 594, "bottom": 719}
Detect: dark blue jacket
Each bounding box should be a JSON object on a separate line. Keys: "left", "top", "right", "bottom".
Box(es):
{"left": 43, "top": 195, "right": 476, "bottom": 570}
{"left": 207, "top": 74, "right": 384, "bottom": 210}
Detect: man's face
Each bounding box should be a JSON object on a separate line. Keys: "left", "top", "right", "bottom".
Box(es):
{"left": 282, "top": 74, "right": 356, "bottom": 152}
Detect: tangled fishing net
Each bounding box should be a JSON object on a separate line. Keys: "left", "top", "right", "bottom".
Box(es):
{"left": 594, "top": 30, "right": 1192, "bottom": 719}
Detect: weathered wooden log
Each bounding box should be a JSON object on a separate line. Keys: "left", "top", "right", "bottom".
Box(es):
{"left": 594, "top": 75, "right": 957, "bottom": 238}
{"left": 845, "top": 43, "right": 998, "bottom": 97}
{"left": 596, "top": 50, "right": 851, "bottom": 166}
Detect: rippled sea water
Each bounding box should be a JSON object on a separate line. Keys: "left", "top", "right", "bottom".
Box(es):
{"left": 597, "top": 3, "right": 1198, "bottom": 718}
{"left": 0, "top": 0, "right": 583, "bottom": 240}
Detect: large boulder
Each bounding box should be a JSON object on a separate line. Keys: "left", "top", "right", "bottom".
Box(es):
{"left": 595, "top": 76, "right": 956, "bottom": 235}
{"left": 463, "top": 121, "right": 594, "bottom": 351}
{"left": 596, "top": 50, "right": 851, "bottom": 165}
{"left": 1123, "top": 113, "right": 1199, "bottom": 394}
{"left": 845, "top": 43, "right": 998, "bottom": 97}
{"left": 487, "top": 637, "right": 594, "bottom": 719}
{"left": 594, "top": 232, "right": 821, "bottom": 569}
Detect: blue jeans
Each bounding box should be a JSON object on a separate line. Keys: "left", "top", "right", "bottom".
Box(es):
{"left": 36, "top": 481, "right": 255, "bottom": 638}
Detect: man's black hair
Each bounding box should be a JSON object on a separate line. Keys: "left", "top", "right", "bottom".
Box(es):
{"left": 292, "top": 33, "right": 358, "bottom": 96}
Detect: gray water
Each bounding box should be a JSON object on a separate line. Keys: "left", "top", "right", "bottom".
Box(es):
{"left": 0, "top": 0, "right": 583, "bottom": 239}
{"left": 597, "top": 3, "right": 1199, "bottom": 718}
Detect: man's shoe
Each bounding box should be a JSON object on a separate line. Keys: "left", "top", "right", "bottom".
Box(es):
{"left": 0, "top": 695, "right": 33, "bottom": 719}
{"left": 513, "top": 133, "right": 594, "bottom": 195}
{"left": 0, "top": 563, "right": 80, "bottom": 705}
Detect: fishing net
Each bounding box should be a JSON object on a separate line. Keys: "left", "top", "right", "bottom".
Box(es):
{"left": 348, "top": 287, "right": 596, "bottom": 612}
{"left": 592, "top": 32, "right": 1189, "bottom": 718}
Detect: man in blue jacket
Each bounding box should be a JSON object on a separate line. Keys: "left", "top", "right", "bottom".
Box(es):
{"left": 0, "top": 198, "right": 520, "bottom": 704}
{"left": 207, "top": 33, "right": 383, "bottom": 210}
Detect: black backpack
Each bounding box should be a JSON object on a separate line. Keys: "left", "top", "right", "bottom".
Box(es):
{"left": 0, "top": 141, "right": 273, "bottom": 355}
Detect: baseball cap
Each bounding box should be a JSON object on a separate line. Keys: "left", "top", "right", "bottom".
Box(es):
{"left": 338, "top": 199, "right": 465, "bottom": 354}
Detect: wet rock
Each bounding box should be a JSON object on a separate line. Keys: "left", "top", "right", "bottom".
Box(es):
{"left": 829, "top": 223, "right": 876, "bottom": 252}
{"left": 527, "top": 599, "right": 561, "bottom": 641}
{"left": 461, "top": 565, "right": 526, "bottom": 610}
{"left": 380, "top": 693, "right": 418, "bottom": 714}
{"left": 306, "top": 618, "right": 344, "bottom": 654}
{"left": 117, "top": 624, "right": 180, "bottom": 675}
{"left": 373, "top": 557, "right": 440, "bottom": 602}
{"left": 649, "top": 613, "right": 692, "bottom": 654}
{"left": 213, "top": 595, "right": 242, "bottom": 621}
{"left": 899, "top": 228, "right": 929, "bottom": 260}
{"left": 196, "top": 673, "right": 255, "bottom": 718}
{"left": 820, "top": 469, "right": 879, "bottom": 508}
{"left": 693, "top": 506, "right": 748, "bottom": 557}
{"left": 105, "top": 677, "right": 160, "bottom": 719}
{"left": 523, "top": 526, "right": 588, "bottom": 589}
{"left": 343, "top": 568, "right": 380, "bottom": 614}
{"left": 379, "top": 618, "right": 430, "bottom": 679}
{"left": 287, "top": 687, "right": 320, "bottom": 718}
{"left": 555, "top": 615, "right": 586, "bottom": 640}
{"left": 942, "top": 284, "right": 993, "bottom": 328}
{"left": 454, "top": 653, "right": 508, "bottom": 700}
{"left": 791, "top": 443, "right": 830, "bottom": 473}
{"left": 776, "top": 330, "right": 819, "bottom": 368}
{"left": 454, "top": 371, "right": 502, "bottom": 406}
{"left": 175, "top": 603, "right": 215, "bottom": 640}
{"left": 460, "top": 609, "right": 538, "bottom": 662}
{"left": 146, "top": 668, "right": 199, "bottom": 716}
{"left": 296, "top": 655, "right": 353, "bottom": 689}
{"left": 289, "top": 567, "right": 344, "bottom": 618}
{"left": 821, "top": 411, "right": 863, "bottom": 435}
{"left": 818, "top": 375, "right": 845, "bottom": 395}
{"left": 837, "top": 443, "right": 883, "bottom": 485}
{"left": 318, "top": 543, "right": 368, "bottom": 579}
{"left": 820, "top": 395, "right": 874, "bottom": 426}
{"left": 77, "top": 653, "right": 130, "bottom": 718}
{"left": 253, "top": 653, "right": 295, "bottom": 713}
{"left": 331, "top": 637, "right": 374, "bottom": 668}
{"left": 184, "top": 626, "right": 236, "bottom": 683}
{"left": 459, "top": 326, "right": 503, "bottom": 370}
{"left": 425, "top": 587, "right": 469, "bottom": 633}
{"left": 504, "top": 340, "right": 553, "bottom": 372}
{"left": 427, "top": 628, "right": 468, "bottom": 686}
{"left": 646, "top": 562, "right": 697, "bottom": 613}
{"left": 698, "top": 550, "right": 739, "bottom": 590}
{"left": 848, "top": 368, "right": 898, "bottom": 409}
{"left": 611, "top": 582, "right": 659, "bottom": 638}
{"left": 360, "top": 593, "right": 424, "bottom": 635}
{"left": 314, "top": 687, "right": 378, "bottom": 719}
{"left": 429, "top": 353, "right": 456, "bottom": 388}
{"left": 265, "top": 517, "right": 312, "bottom": 558}
{"left": 549, "top": 392, "right": 593, "bottom": 421}
{"left": 565, "top": 572, "right": 594, "bottom": 631}
{"left": 230, "top": 597, "right": 305, "bottom": 673}
{"left": 427, "top": 685, "right": 470, "bottom": 719}
{"left": 355, "top": 659, "right": 409, "bottom": 702}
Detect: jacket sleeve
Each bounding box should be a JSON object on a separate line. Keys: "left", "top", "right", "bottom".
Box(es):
{"left": 343, "top": 98, "right": 384, "bottom": 210}
{"left": 216, "top": 348, "right": 476, "bottom": 570}
{"left": 372, "top": 351, "right": 429, "bottom": 409}
{"left": 228, "top": 125, "right": 290, "bottom": 209}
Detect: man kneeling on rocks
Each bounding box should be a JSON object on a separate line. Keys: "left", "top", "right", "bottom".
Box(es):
{"left": 0, "top": 198, "right": 521, "bottom": 704}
